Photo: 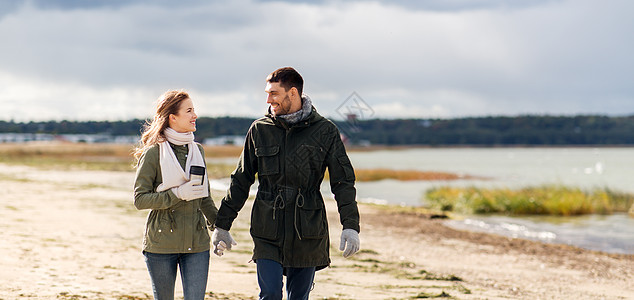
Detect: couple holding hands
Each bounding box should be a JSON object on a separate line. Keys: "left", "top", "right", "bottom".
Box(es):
{"left": 133, "top": 67, "right": 360, "bottom": 300}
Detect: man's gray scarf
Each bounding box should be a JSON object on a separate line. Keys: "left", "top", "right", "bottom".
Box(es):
{"left": 277, "top": 95, "right": 313, "bottom": 125}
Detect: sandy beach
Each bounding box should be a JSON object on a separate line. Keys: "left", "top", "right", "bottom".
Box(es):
{"left": 1, "top": 163, "right": 633, "bottom": 299}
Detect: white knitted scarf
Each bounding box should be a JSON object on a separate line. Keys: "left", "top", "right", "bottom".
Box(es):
{"left": 155, "top": 127, "right": 209, "bottom": 197}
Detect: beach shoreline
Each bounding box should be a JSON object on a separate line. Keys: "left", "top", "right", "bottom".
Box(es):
{"left": 1, "top": 163, "right": 632, "bottom": 299}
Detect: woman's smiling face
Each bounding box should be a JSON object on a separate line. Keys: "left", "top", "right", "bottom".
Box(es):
{"left": 168, "top": 97, "right": 197, "bottom": 133}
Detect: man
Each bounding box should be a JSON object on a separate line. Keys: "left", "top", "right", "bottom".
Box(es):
{"left": 212, "top": 67, "right": 360, "bottom": 300}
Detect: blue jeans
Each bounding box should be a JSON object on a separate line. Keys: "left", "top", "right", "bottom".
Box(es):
{"left": 143, "top": 250, "right": 210, "bottom": 300}
{"left": 256, "top": 259, "right": 316, "bottom": 300}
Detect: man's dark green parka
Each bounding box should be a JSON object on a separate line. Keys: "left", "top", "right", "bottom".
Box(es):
{"left": 215, "top": 107, "right": 360, "bottom": 270}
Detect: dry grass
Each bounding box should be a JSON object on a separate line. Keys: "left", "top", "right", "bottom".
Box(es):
{"left": 0, "top": 142, "right": 242, "bottom": 158}
{"left": 354, "top": 168, "right": 474, "bottom": 182}
{"left": 0, "top": 142, "right": 134, "bottom": 157}
{"left": 201, "top": 145, "right": 243, "bottom": 157}
{"left": 0, "top": 142, "right": 135, "bottom": 171}
{"left": 0, "top": 142, "right": 471, "bottom": 182}
{"left": 0, "top": 142, "right": 238, "bottom": 175}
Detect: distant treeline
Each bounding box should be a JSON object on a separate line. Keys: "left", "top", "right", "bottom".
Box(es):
{"left": 2, "top": 115, "right": 634, "bottom": 146}
{"left": 0, "top": 117, "right": 254, "bottom": 143}
{"left": 340, "top": 115, "right": 634, "bottom": 146}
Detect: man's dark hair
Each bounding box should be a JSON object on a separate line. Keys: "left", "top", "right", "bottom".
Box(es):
{"left": 267, "top": 67, "right": 304, "bottom": 96}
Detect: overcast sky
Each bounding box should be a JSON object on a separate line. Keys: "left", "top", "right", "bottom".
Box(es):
{"left": 1, "top": 0, "right": 633, "bottom": 122}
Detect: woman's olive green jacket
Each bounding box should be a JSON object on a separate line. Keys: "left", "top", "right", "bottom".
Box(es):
{"left": 134, "top": 143, "right": 218, "bottom": 254}
{"left": 215, "top": 107, "right": 360, "bottom": 270}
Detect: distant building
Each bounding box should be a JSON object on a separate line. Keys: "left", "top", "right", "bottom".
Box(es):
{"left": 346, "top": 113, "right": 358, "bottom": 123}
{"left": 0, "top": 133, "right": 139, "bottom": 144}
{"left": 0, "top": 133, "right": 54, "bottom": 143}
{"left": 203, "top": 135, "right": 245, "bottom": 146}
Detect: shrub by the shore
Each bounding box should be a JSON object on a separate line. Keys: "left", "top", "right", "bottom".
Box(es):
{"left": 426, "top": 185, "right": 634, "bottom": 216}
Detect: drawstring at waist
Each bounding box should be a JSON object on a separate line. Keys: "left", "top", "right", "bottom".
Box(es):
{"left": 269, "top": 186, "right": 308, "bottom": 240}
{"left": 168, "top": 211, "right": 176, "bottom": 232}
{"left": 294, "top": 188, "right": 304, "bottom": 240}
{"left": 273, "top": 191, "right": 285, "bottom": 220}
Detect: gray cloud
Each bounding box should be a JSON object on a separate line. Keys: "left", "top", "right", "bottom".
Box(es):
{"left": 255, "top": 0, "right": 563, "bottom": 11}
{"left": 0, "top": 0, "right": 633, "bottom": 121}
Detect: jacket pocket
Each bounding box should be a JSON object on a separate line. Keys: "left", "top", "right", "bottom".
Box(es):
{"left": 255, "top": 145, "right": 280, "bottom": 176}
{"left": 250, "top": 197, "right": 279, "bottom": 240}
{"left": 337, "top": 155, "right": 356, "bottom": 181}
{"left": 194, "top": 209, "right": 211, "bottom": 246}
{"left": 145, "top": 210, "right": 164, "bottom": 246}
{"left": 298, "top": 200, "right": 328, "bottom": 239}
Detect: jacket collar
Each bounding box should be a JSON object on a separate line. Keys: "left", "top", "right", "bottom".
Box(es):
{"left": 267, "top": 106, "right": 323, "bottom": 129}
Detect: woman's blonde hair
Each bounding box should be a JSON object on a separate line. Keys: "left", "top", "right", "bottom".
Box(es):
{"left": 133, "top": 90, "right": 190, "bottom": 163}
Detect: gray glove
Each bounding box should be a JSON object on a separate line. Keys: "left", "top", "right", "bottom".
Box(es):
{"left": 171, "top": 180, "right": 206, "bottom": 201}
{"left": 339, "top": 229, "right": 360, "bottom": 258}
{"left": 211, "top": 228, "right": 237, "bottom": 256}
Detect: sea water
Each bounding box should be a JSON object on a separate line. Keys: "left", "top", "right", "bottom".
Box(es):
{"left": 347, "top": 147, "right": 634, "bottom": 254}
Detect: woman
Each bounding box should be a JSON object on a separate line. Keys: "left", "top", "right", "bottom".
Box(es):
{"left": 133, "top": 90, "right": 218, "bottom": 300}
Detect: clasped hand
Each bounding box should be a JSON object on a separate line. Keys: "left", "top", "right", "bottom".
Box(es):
{"left": 212, "top": 228, "right": 237, "bottom": 256}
